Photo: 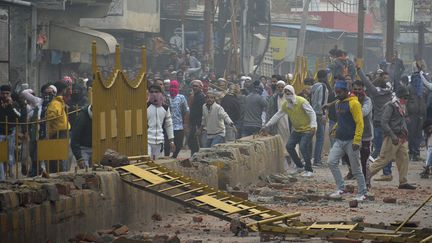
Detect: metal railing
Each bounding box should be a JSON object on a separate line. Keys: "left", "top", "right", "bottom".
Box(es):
{"left": 0, "top": 108, "right": 82, "bottom": 180}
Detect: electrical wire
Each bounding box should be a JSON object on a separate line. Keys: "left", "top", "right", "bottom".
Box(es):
{"left": 327, "top": 0, "right": 357, "bottom": 16}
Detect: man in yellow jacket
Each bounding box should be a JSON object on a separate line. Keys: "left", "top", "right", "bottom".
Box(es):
{"left": 261, "top": 85, "right": 317, "bottom": 177}
{"left": 327, "top": 80, "right": 367, "bottom": 201}
{"left": 46, "top": 81, "right": 70, "bottom": 172}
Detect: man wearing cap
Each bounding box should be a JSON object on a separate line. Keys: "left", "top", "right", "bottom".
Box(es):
{"left": 188, "top": 80, "right": 206, "bottom": 156}
{"left": 327, "top": 80, "right": 367, "bottom": 200}
{"left": 0, "top": 85, "right": 21, "bottom": 180}
{"left": 262, "top": 85, "right": 317, "bottom": 177}
{"left": 266, "top": 80, "right": 290, "bottom": 146}
{"left": 367, "top": 86, "right": 416, "bottom": 190}
{"left": 46, "top": 81, "right": 70, "bottom": 172}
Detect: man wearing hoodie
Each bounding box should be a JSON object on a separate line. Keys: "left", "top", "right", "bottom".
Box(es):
{"left": 147, "top": 85, "right": 175, "bottom": 160}
{"left": 367, "top": 86, "right": 416, "bottom": 190}
{"left": 262, "top": 85, "right": 317, "bottom": 177}
{"left": 310, "top": 70, "right": 329, "bottom": 166}
{"left": 327, "top": 80, "right": 367, "bottom": 201}
{"left": 358, "top": 67, "right": 394, "bottom": 181}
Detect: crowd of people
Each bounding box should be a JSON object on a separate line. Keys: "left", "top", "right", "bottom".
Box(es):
{"left": 1, "top": 48, "right": 431, "bottom": 202}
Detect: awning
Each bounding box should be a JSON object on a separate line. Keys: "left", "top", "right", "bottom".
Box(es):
{"left": 49, "top": 24, "right": 117, "bottom": 55}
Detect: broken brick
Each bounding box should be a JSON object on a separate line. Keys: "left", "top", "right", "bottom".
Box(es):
{"left": 84, "top": 176, "right": 100, "bottom": 190}
{"left": 349, "top": 200, "right": 358, "bottom": 208}
{"left": 383, "top": 197, "right": 397, "bottom": 204}
{"left": 345, "top": 185, "right": 355, "bottom": 194}
{"left": 75, "top": 232, "right": 99, "bottom": 242}
{"left": 192, "top": 216, "right": 203, "bottom": 223}
{"left": 152, "top": 213, "right": 162, "bottom": 221}
{"left": 113, "top": 225, "right": 129, "bottom": 236}
{"left": 166, "top": 235, "right": 181, "bottom": 243}
{"left": 230, "top": 191, "right": 248, "bottom": 200}
{"left": 97, "top": 228, "right": 114, "bottom": 235}
{"left": 55, "top": 183, "right": 71, "bottom": 196}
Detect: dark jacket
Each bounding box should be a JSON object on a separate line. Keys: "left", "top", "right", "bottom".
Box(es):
{"left": 189, "top": 91, "right": 205, "bottom": 128}
{"left": 381, "top": 100, "right": 407, "bottom": 140}
{"left": 71, "top": 106, "right": 92, "bottom": 161}
{"left": 359, "top": 69, "right": 393, "bottom": 127}
{"left": 406, "top": 83, "right": 427, "bottom": 118}
{"left": 220, "top": 94, "right": 241, "bottom": 124}
{"left": 0, "top": 101, "right": 21, "bottom": 135}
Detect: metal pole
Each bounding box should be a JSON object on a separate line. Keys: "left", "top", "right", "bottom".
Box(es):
{"left": 357, "top": 0, "right": 365, "bottom": 59}
{"left": 180, "top": 0, "right": 185, "bottom": 54}
{"left": 418, "top": 22, "right": 425, "bottom": 58}
{"left": 385, "top": 0, "right": 395, "bottom": 62}
{"left": 296, "top": 0, "right": 312, "bottom": 57}
{"left": 203, "top": 0, "right": 214, "bottom": 70}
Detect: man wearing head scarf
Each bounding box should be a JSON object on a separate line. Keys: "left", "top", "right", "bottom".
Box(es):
{"left": 168, "top": 80, "right": 189, "bottom": 158}
{"left": 266, "top": 80, "right": 290, "bottom": 145}
{"left": 327, "top": 80, "right": 367, "bottom": 201}
{"left": 147, "top": 85, "right": 175, "bottom": 160}
{"left": 262, "top": 84, "right": 317, "bottom": 177}
{"left": 367, "top": 86, "right": 416, "bottom": 190}
{"left": 265, "top": 80, "right": 291, "bottom": 170}
{"left": 188, "top": 80, "right": 206, "bottom": 156}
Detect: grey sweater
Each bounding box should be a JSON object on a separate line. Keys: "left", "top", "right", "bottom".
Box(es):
{"left": 310, "top": 82, "right": 328, "bottom": 116}
{"left": 243, "top": 93, "right": 268, "bottom": 127}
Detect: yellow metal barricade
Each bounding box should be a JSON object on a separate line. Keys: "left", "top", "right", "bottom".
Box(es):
{"left": 91, "top": 42, "right": 148, "bottom": 164}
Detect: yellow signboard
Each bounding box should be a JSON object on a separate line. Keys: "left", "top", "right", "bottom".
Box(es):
{"left": 270, "top": 36, "right": 288, "bottom": 61}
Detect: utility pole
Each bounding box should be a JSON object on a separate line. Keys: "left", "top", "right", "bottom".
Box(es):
{"left": 357, "top": 0, "right": 365, "bottom": 60}
{"left": 385, "top": 0, "right": 395, "bottom": 62}
{"left": 418, "top": 21, "right": 425, "bottom": 58}
{"left": 296, "top": 0, "right": 311, "bottom": 57}
{"left": 240, "top": 0, "right": 249, "bottom": 74}
{"left": 203, "top": 0, "right": 215, "bottom": 70}
{"left": 216, "top": 0, "right": 228, "bottom": 74}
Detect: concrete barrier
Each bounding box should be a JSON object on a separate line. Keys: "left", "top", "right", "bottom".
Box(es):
{"left": 191, "top": 135, "right": 286, "bottom": 189}
{"left": 0, "top": 135, "right": 285, "bottom": 243}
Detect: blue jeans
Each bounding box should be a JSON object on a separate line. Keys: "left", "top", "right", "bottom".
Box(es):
{"left": 286, "top": 131, "right": 313, "bottom": 172}
{"left": 372, "top": 126, "right": 392, "bottom": 175}
{"left": 241, "top": 126, "right": 261, "bottom": 138}
{"left": 327, "top": 139, "right": 368, "bottom": 196}
{"left": 313, "top": 117, "right": 326, "bottom": 164}
{"left": 0, "top": 130, "right": 16, "bottom": 180}
{"left": 205, "top": 134, "right": 225, "bottom": 148}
